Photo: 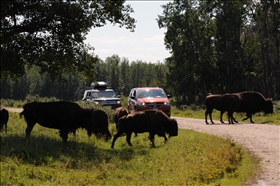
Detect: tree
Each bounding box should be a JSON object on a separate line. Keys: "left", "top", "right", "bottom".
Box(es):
{"left": 252, "top": 0, "right": 280, "bottom": 98}
{"left": 1, "top": 0, "right": 136, "bottom": 80}
{"left": 157, "top": 0, "right": 280, "bottom": 104}
{"left": 210, "top": 0, "right": 248, "bottom": 92}
{"left": 158, "top": 0, "right": 217, "bottom": 103}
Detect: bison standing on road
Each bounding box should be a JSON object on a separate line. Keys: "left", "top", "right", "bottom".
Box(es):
{"left": 205, "top": 94, "right": 241, "bottom": 124}
{"left": 0, "top": 105, "right": 9, "bottom": 133}
{"left": 20, "top": 101, "right": 111, "bottom": 144}
{"left": 111, "top": 110, "right": 178, "bottom": 149}
{"left": 220, "top": 91, "right": 273, "bottom": 123}
{"left": 113, "top": 107, "right": 129, "bottom": 130}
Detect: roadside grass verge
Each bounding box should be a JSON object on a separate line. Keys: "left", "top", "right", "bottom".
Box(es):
{"left": 1, "top": 112, "right": 257, "bottom": 185}
{"left": 1, "top": 98, "right": 279, "bottom": 124}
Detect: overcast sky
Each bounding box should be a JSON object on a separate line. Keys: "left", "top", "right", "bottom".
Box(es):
{"left": 85, "top": 1, "right": 172, "bottom": 63}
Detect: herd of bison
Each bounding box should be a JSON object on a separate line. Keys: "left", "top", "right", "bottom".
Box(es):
{"left": 0, "top": 91, "right": 274, "bottom": 148}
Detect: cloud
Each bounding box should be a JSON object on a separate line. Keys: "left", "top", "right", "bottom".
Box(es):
{"left": 142, "top": 34, "right": 165, "bottom": 43}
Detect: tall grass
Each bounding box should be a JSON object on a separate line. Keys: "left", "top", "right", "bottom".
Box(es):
{"left": 1, "top": 112, "right": 257, "bottom": 185}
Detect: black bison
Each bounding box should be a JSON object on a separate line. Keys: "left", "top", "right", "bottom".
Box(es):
{"left": 90, "top": 108, "right": 112, "bottom": 140}
{"left": 113, "top": 107, "right": 129, "bottom": 130}
{"left": 0, "top": 106, "right": 9, "bottom": 133}
{"left": 220, "top": 91, "right": 273, "bottom": 123}
{"left": 111, "top": 110, "right": 178, "bottom": 149}
{"left": 20, "top": 101, "right": 111, "bottom": 143}
{"left": 205, "top": 94, "right": 241, "bottom": 124}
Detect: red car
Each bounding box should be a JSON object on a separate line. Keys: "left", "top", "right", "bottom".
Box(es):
{"left": 128, "top": 87, "right": 171, "bottom": 117}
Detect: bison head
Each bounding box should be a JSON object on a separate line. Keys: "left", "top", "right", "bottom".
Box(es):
{"left": 167, "top": 119, "right": 178, "bottom": 138}
{"left": 264, "top": 99, "right": 273, "bottom": 115}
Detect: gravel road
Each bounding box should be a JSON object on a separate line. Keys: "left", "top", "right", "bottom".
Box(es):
{"left": 7, "top": 108, "right": 280, "bottom": 185}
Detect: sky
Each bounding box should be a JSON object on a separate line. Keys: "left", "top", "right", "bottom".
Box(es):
{"left": 85, "top": 1, "right": 172, "bottom": 63}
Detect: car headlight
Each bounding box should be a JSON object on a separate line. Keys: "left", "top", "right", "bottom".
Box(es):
{"left": 164, "top": 102, "right": 170, "bottom": 106}
{"left": 117, "top": 100, "right": 121, "bottom": 104}
{"left": 137, "top": 102, "right": 146, "bottom": 106}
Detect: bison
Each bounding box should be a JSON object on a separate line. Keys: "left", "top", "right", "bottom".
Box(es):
{"left": 0, "top": 106, "right": 9, "bottom": 133}
{"left": 220, "top": 91, "right": 273, "bottom": 123}
{"left": 20, "top": 101, "right": 111, "bottom": 144}
{"left": 111, "top": 110, "right": 178, "bottom": 149}
{"left": 205, "top": 94, "right": 241, "bottom": 124}
{"left": 90, "top": 108, "right": 112, "bottom": 140}
{"left": 113, "top": 107, "right": 129, "bottom": 130}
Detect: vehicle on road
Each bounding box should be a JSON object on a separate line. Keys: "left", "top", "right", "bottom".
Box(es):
{"left": 128, "top": 87, "right": 171, "bottom": 116}
{"left": 82, "top": 81, "right": 121, "bottom": 109}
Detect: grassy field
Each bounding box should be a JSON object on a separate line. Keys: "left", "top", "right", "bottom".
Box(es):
{"left": 2, "top": 98, "right": 278, "bottom": 185}
{"left": 1, "top": 112, "right": 259, "bottom": 186}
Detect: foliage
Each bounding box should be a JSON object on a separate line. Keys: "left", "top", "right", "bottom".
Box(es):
{"left": 0, "top": 57, "right": 169, "bottom": 101}
{"left": 0, "top": 112, "right": 257, "bottom": 185}
{"left": 1, "top": 0, "right": 136, "bottom": 80}
{"left": 157, "top": 0, "right": 280, "bottom": 103}
{"left": 1, "top": 0, "right": 279, "bottom": 107}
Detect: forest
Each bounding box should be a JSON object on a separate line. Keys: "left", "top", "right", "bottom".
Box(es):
{"left": 1, "top": 0, "right": 279, "bottom": 104}
{"left": 0, "top": 55, "right": 168, "bottom": 101}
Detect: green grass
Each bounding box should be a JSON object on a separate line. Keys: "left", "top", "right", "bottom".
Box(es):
{"left": 1, "top": 112, "right": 258, "bottom": 186}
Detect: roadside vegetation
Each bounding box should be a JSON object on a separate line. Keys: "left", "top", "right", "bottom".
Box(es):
{"left": 1, "top": 97, "right": 279, "bottom": 125}
{"left": 2, "top": 97, "right": 277, "bottom": 185}
{"left": 1, "top": 111, "right": 258, "bottom": 186}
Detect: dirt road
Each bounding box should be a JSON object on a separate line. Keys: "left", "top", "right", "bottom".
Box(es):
{"left": 8, "top": 108, "right": 280, "bottom": 185}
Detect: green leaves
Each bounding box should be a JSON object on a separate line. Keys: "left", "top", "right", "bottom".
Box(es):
{"left": 1, "top": 0, "right": 136, "bottom": 80}
{"left": 157, "top": 0, "right": 279, "bottom": 103}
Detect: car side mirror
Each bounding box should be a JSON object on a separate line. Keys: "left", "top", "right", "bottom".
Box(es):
{"left": 117, "top": 95, "right": 120, "bottom": 98}
{"left": 131, "top": 95, "right": 135, "bottom": 99}
{"left": 167, "top": 94, "right": 172, "bottom": 98}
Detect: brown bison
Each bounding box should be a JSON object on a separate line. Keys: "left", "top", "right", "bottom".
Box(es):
{"left": 20, "top": 101, "right": 111, "bottom": 143}
{"left": 0, "top": 106, "right": 9, "bottom": 133}
{"left": 220, "top": 91, "right": 273, "bottom": 123}
{"left": 111, "top": 110, "right": 178, "bottom": 149}
{"left": 113, "top": 107, "right": 129, "bottom": 130}
{"left": 205, "top": 94, "right": 241, "bottom": 124}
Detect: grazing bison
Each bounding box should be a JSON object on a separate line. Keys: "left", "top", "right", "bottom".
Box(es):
{"left": 0, "top": 106, "right": 9, "bottom": 133}
{"left": 221, "top": 91, "right": 273, "bottom": 123}
{"left": 90, "top": 108, "right": 112, "bottom": 141}
{"left": 113, "top": 107, "right": 129, "bottom": 130}
{"left": 111, "top": 110, "right": 178, "bottom": 149}
{"left": 20, "top": 101, "right": 111, "bottom": 143}
{"left": 205, "top": 94, "right": 241, "bottom": 124}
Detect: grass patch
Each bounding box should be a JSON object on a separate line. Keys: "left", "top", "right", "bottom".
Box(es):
{"left": 1, "top": 112, "right": 257, "bottom": 185}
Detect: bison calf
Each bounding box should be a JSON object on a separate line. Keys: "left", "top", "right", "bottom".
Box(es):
{"left": 113, "top": 107, "right": 129, "bottom": 130}
{"left": 111, "top": 110, "right": 178, "bottom": 149}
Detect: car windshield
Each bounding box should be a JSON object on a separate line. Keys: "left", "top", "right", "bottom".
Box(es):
{"left": 137, "top": 89, "right": 166, "bottom": 98}
{"left": 92, "top": 91, "right": 117, "bottom": 98}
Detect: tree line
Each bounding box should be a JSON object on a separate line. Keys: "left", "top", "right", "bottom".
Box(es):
{"left": 157, "top": 0, "right": 279, "bottom": 103}
{"left": 1, "top": 0, "right": 279, "bottom": 105}
{"left": 0, "top": 55, "right": 168, "bottom": 101}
